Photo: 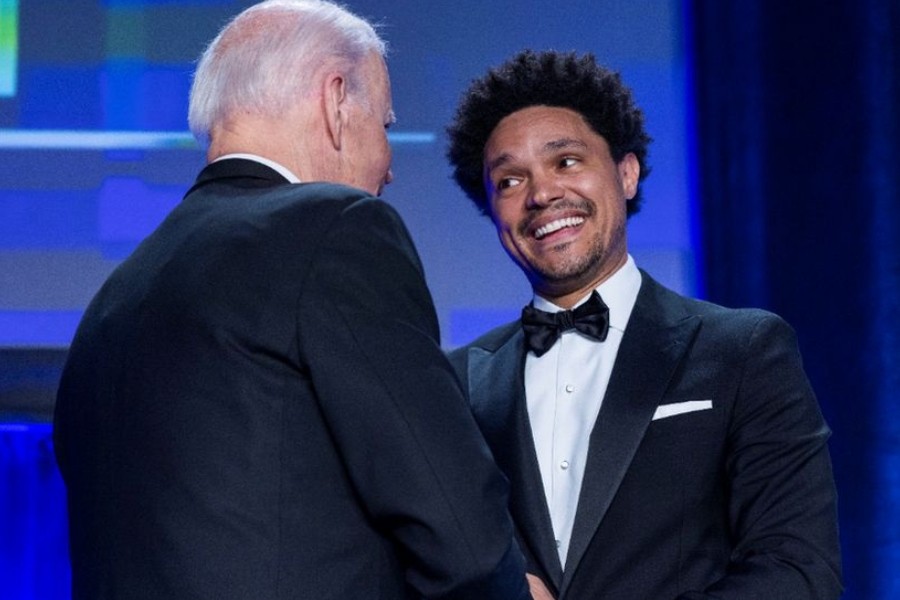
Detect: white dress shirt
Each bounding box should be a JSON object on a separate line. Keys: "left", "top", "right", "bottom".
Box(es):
{"left": 525, "top": 255, "right": 642, "bottom": 567}
{"left": 214, "top": 153, "right": 301, "bottom": 183}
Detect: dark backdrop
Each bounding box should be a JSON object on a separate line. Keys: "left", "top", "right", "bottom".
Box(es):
{"left": 689, "top": 1, "right": 899, "bottom": 598}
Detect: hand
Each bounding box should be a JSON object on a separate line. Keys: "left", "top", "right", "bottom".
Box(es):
{"left": 527, "top": 573, "right": 555, "bottom": 600}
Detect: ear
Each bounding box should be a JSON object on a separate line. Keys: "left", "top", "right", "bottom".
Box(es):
{"left": 323, "top": 72, "right": 348, "bottom": 151}
{"left": 618, "top": 152, "right": 640, "bottom": 200}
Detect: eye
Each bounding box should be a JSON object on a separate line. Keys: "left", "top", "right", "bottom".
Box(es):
{"left": 497, "top": 177, "right": 522, "bottom": 191}
{"left": 559, "top": 156, "right": 579, "bottom": 168}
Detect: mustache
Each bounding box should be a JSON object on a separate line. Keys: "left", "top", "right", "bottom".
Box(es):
{"left": 518, "top": 199, "right": 595, "bottom": 236}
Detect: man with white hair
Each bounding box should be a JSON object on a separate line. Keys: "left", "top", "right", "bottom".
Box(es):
{"left": 54, "top": 2, "right": 532, "bottom": 599}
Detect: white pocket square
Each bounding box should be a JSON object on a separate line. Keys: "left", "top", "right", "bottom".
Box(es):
{"left": 652, "top": 400, "right": 713, "bottom": 421}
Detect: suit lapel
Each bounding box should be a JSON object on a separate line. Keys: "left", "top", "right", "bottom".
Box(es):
{"left": 560, "top": 275, "right": 701, "bottom": 596}
{"left": 468, "top": 331, "right": 565, "bottom": 589}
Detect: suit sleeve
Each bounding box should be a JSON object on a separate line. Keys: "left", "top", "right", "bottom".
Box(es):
{"left": 296, "top": 197, "right": 529, "bottom": 600}
{"left": 680, "top": 314, "right": 842, "bottom": 599}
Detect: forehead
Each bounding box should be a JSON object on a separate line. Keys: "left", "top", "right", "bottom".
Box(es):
{"left": 484, "top": 105, "right": 606, "bottom": 160}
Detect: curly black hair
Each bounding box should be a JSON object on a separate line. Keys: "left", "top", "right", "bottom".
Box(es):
{"left": 447, "top": 50, "right": 652, "bottom": 217}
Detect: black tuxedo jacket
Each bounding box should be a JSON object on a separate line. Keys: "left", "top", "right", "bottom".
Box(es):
{"left": 448, "top": 273, "right": 842, "bottom": 600}
{"left": 54, "top": 159, "right": 528, "bottom": 600}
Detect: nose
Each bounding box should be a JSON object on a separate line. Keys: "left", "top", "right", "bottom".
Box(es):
{"left": 527, "top": 171, "right": 564, "bottom": 209}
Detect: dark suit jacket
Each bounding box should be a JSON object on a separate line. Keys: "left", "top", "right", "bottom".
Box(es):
{"left": 54, "top": 159, "right": 528, "bottom": 600}
{"left": 448, "top": 272, "right": 842, "bottom": 600}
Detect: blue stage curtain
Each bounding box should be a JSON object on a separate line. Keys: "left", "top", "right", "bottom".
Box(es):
{"left": 0, "top": 424, "right": 70, "bottom": 599}
{"left": 687, "top": 1, "right": 899, "bottom": 598}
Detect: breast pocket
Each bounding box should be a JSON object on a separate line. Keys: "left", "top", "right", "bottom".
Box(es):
{"left": 636, "top": 398, "right": 727, "bottom": 480}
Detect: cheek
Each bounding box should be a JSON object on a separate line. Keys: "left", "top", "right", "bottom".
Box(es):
{"left": 493, "top": 219, "right": 529, "bottom": 264}
{"left": 383, "top": 137, "right": 392, "bottom": 166}
{"left": 489, "top": 199, "right": 518, "bottom": 232}
{"left": 496, "top": 228, "right": 523, "bottom": 264}
{"left": 375, "top": 132, "right": 391, "bottom": 169}
{"left": 489, "top": 209, "right": 512, "bottom": 240}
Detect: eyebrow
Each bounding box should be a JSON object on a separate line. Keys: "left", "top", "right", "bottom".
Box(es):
{"left": 486, "top": 153, "right": 513, "bottom": 172}
{"left": 543, "top": 137, "right": 588, "bottom": 152}
{"left": 486, "top": 137, "right": 589, "bottom": 173}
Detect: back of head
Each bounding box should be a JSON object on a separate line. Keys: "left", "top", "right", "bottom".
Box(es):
{"left": 188, "top": 0, "right": 385, "bottom": 148}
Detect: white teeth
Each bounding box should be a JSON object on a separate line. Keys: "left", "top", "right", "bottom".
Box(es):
{"left": 534, "top": 216, "right": 585, "bottom": 239}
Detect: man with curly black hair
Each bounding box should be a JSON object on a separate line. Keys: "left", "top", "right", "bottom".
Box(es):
{"left": 446, "top": 50, "right": 842, "bottom": 600}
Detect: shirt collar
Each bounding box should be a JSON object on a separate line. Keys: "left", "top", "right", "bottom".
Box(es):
{"left": 213, "top": 153, "right": 301, "bottom": 184}
{"left": 532, "top": 254, "right": 642, "bottom": 333}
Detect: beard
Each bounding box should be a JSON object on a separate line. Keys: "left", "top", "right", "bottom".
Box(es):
{"left": 530, "top": 230, "right": 611, "bottom": 285}
{"left": 517, "top": 199, "right": 625, "bottom": 288}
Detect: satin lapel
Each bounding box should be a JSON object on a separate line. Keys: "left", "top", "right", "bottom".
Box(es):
{"left": 559, "top": 277, "right": 701, "bottom": 596}
{"left": 468, "top": 332, "right": 565, "bottom": 589}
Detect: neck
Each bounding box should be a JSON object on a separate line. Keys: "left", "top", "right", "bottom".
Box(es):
{"left": 207, "top": 109, "right": 327, "bottom": 182}
{"left": 533, "top": 253, "right": 628, "bottom": 309}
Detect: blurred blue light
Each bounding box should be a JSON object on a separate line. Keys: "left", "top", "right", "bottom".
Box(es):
{"left": 0, "top": 129, "right": 435, "bottom": 150}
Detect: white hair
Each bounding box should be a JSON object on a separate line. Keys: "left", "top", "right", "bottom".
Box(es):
{"left": 188, "top": 0, "right": 386, "bottom": 147}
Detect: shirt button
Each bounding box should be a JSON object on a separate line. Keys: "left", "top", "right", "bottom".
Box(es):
{"left": 556, "top": 539, "right": 561, "bottom": 548}
{"left": 565, "top": 384, "right": 575, "bottom": 393}
{"left": 560, "top": 460, "right": 570, "bottom": 470}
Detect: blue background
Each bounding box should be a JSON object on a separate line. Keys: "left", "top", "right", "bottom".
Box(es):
{"left": 0, "top": 0, "right": 693, "bottom": 348}
{"left": 1, "top": 0, "right": 898, "bottom": 598}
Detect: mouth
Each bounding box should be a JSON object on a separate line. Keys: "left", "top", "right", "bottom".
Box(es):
{"left": 533, "top": 216, "right": 585, "bottom": 240}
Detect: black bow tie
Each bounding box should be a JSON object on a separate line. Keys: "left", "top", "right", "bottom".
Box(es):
{"left": 521, "top": 291, "right": 610, "bottom": 357}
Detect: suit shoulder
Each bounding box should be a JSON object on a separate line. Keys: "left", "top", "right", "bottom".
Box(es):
{"left": 642, "top": 272, "right": 786, "bottom": 329}
{"left": 253, "top": 184, "right": 411, "bottom": 251}
{"left": 278, "top": 184, "right": 408, "bottom": 236}
{"left": 703, "top": 300, "right": 793, "bottom": 336}
{"left": 266, "top": 182, "right": 371, "bottom": 214}
{"left": 449, "top": 320, "right": 520, "bottom": 360}
{"left": 684, "top": 295, "right": 781, "bottom": 326}
{"left": 652, "top": 282, "right": 797, "bottom": 352}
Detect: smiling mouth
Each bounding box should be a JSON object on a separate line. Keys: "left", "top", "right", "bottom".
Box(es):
{"left": 534, "top": 216, "right": 585, "bottom": 240}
